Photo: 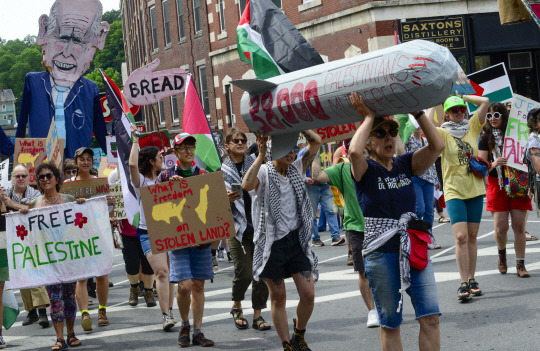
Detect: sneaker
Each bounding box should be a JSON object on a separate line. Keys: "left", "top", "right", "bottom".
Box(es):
{"left": 217, "top": 249, "right": 225, "bottom": 262}
{"left": 516, "top": 261, "right": 530, "bottom": 278}
{"left": 457, "top": 282, "right": 471, "bottom": 301}
{"left": 163, "top": 314, "right": 175, "bottom": 331}
{"left": 97, "top": 308, "right": 109, "bottom": 327}
{"left": 177, "top": 325, "right": 190, "bottom": 345}
{"left": 468, "top": 279, "right": 482, "bottom": 296}
{"left": 366, "top": 309, "right": 379, "bottom": 328}
{"left": 144, "top": 290, "right": 157, "bottom": 307}
{"left": 212, "top": 256, "right": 219, "bottom": 272}
{"left": 38, "top": 314, "right": 50, "bottom": 328}
{"left": 81, "top": 311, "right": 93, "bottom": 331}
{"left": 0, "top": 335, "right": 6, "bottom": 349}
{"left": 227, "top": 252, "right": 233, "bottom": 263}
{"left": 311, "top": 239, "right": 325, "bottom": 247}
{"left": 290, "top": 328, "right": 311, "bottom": 350}
{"left": 22, "top": 310, "right": 39, "bottom": 326}
{"left": 192, "top": 332, "right": 214, "bottom": 347}
{"left": 346, "top": 252, "right": 353, "bottom": 266}
{"left": 169, "top": 309, "right": 178, "bottom": 324}
{"left": 129, "top": 286, "right": 139, "bottom": 306}
{"left": 331, "top": 236, "right": 345, "bottom": 246}
{"left": 498, "top": 251, "right": 507, "bottom": 274}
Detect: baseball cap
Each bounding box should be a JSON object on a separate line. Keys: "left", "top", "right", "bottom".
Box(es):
{"left": 173, "top": 133, "right": 196, "bottom": 146}
{"left": 443, "top": 96, "right": 466, "bottom": 112}
{"left": 370, "top": 117, "right": 400, "bottom": 132}
{"left": 73, "top": 147, "right": 94, "bottom": 161}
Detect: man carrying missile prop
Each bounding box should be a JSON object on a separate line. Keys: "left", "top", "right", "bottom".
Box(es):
{"left": 242, "top": 129, "right": 321, "bottom": 351}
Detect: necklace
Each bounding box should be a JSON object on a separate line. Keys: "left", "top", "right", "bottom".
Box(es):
{"left": 43, "top": 194, "right": 60, "bottom": 205}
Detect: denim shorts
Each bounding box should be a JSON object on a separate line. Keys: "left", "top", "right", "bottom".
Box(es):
{"left": 138, "top": 230, "right": 152, "bottom": 256}
{"left": 364, "top": 251, "right": 440, "bottom": 329}
{"left": 168, "top": 245, "right": 214, "bottom": 282}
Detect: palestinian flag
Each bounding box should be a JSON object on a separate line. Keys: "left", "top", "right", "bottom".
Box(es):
{"left": 101, "top": 69, "right": 140, "bottom": 227}
{"left": 182, "top": 75, "right": 221, "bottom": 172}
{"left": 467, "top": 63, "right": 513, "bottom": 113}
{"left": 237, "top": 0, "right": 324, "bottom": 79}
{"left": 396, "top": 114, "right": 419, "bottom": 144}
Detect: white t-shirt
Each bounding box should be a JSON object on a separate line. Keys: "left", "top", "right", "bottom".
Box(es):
{"left": 134, "top": 173, "right": 157, "bottom": 230}
{"left": 256, "top": 157, "right": 303, "bottom": 240}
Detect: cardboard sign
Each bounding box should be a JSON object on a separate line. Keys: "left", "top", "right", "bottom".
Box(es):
{"left": 14, "top": 138, "right": 48, "bottom": 183}
{"left": 125, "top": 58, "right": 188, "bottom": 106}
{"left": 139, "top": 171, "right": 235, "bottom": 254}
{"left": 0, "top": 159, "right": 9, "bottom": 187}
{"left": 45, "top": 118, "right": 64, "bottom": 169}
{"left": 504, "top": 94, "right": 540, "bottom": 171}
{"left": 6, "top": 197, "right": 114, "bottom": 289}
{"left": 61, "top": 178, "right": 110, "bottom": 199}
{"left": 98, "top": 157, "right": 117, "bottom": 178}
{"left": 109, "top": 184, "right": 126, "bottom": 219}
{"left": 106, "top": 135, "right": 118, "bottom": 163}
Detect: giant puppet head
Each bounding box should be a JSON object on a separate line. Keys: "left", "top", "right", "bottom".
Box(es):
{"left": 36, "top": 0, "right": 110, "bottom": 87}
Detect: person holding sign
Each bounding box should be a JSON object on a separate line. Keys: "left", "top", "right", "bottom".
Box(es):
{"left": 65, "top": 148, "right": 112, "bottom": 330}
{"left": 437, "top": 94, "right": 489, "bottom": 301}
{"left": 155, "top": 132, "right": 214, "bottom": 348}
{"left": 221, "top": 129, "right": 271, "bottom": 331}
{"left": 20, "top": 163, "right": 86, "bottom": 350}
{"left": 242, "top": 129, "right": 321, "bottom": 351}
{"left": 0, "top": 166, "right": 50, "bottom": 329}
{"left": 129, "top": 127, "right": 178, "bottom": 332}
{"left": 479, "top": 102, "right": 532, "bottom": 278}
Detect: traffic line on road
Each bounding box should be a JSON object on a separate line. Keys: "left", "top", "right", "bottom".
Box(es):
{"left": 431, "top": 230, "right": 494, "bottom": 259}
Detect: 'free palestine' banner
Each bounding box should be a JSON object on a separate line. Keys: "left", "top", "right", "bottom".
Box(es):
{"left": 6, "top": 197, "right": 114, "bottom": 289}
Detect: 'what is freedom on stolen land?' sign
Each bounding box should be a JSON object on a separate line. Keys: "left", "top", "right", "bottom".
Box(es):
{"left": 140, "top": 171, "right": 235, "bottom": 254}
{"left": 6, "top": 197, "right": 114, "bottom": 289}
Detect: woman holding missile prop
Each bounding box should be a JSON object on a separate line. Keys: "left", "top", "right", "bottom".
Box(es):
{"left": 348, "top": 92, "right": 444, "bottom": 351}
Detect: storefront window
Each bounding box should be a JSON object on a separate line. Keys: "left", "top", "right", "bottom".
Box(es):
{"left": 475, "top": 56, "right": 491, "bottom": 72}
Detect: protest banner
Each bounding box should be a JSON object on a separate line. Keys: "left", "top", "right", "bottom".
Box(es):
{"left": 0, "top": 159, "right": 9, "bottom": 187}
{"left": 5, "top": 197, "right": 114, "bottom": 289}
{"left": 503, "top": 94, "right": 540, "bottom": 171}
{"left": 106, "top": 135, "right": 118, "bottom": 163}
{"left": 109, "top": 184, "right": 126, "bottom": 219}
{"left": 61, "top": 178, "right": 110, "bottom": 199}
{"left": 98, "top": 157, "right": 117, "bottom": 178}
{"left": 139, "top": 171, "right": 235, "bottom": 254}
{"left": 45, "top": 118, "right": 64, "bottom": 169}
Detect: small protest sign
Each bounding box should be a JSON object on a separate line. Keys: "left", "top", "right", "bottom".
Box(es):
{"left": 106, "top": 136, "right": 118, "bottom": 163}
{"left": 14, "top": 138, "right": 47, "bottom": 183}
{"left": 98, "top": 158, "right": 117, "bottom": 178}
{"left": 0, "top": 159, "right": 9, "bottom": 187}
{"left": 503, "top": 94, "right": 540, "bottom": 171}
{"left": 139, "top": 171, "right": 235, "bottom": 254}
{"left": 91, "top": 148, "right": 107, "bottom": 169}
{"left": 61, "top": 178, "right": 110, "bottom": 199}
{"left": 45, "top": 118, "right": 64, "bottom": 169}
{"left": 164, "top": 154, "right": 177, "bottom": 169}
{"left": 6, "top": 197, "right": 114, "bottom": 289}
{"left": 109, "top": 184, "right": 126, "bottom": 219}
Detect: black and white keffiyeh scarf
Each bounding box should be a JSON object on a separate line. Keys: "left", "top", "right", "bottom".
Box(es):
{"left": 492, "top": 128, "right": 505, "bottom": 189}
{"left": 363, "top": 212, "right": 433, "bottom": 313}
{"left": 222, "top": 155, "right": 255, "bottom": 242}
{"left": 252, "top": 161, "right": 318, "bottom": 282}
{"left": 441, "top": 120, "right": 470, "bottom": 138}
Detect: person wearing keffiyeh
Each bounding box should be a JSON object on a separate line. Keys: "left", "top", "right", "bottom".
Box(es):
{"left": 479, "top": 102, "right": 532, "bottom": 278}
{"left": 242, "top": 130, "right": 321, "bottom": 351}
{"left": 348, "top": 92, "right": 445, "bottom": 351}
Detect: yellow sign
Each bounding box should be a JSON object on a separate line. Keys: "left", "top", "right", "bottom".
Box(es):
{"left": 400, "top": 17, "right": 465, "bottom": 50}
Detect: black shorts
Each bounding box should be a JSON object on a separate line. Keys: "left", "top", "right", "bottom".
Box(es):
{"left": 346, "top": 230, "right": 365, "bottom": 273}
{"left": 260, "top": 229, "right": 312, "bottom": 282}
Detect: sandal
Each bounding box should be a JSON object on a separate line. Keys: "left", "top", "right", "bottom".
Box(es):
{"left": 525, "top": 231, "right": 538, "bottom": 241}
{"left": 252, "top": 316, "right": 271, "bottom": 331}
{"left": 67, "top": 333, "right": 82, "bottom": 347}
{"left": 51, "top": 338, "right": 68, "bottom": 350}
{"left": 230, "top": 308, "right": 249, "bottom": 329}
{"left": 438, "top": 217, "right": 450, "bottom": 223}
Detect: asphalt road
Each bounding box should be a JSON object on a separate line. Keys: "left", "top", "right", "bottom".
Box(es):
{"left": 5, "top": 203, "right": 540, "bottom": 350}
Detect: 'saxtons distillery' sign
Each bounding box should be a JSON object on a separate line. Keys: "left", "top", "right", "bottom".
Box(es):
{"left": 400, "top": 17, "right": 466, "bottom": 50}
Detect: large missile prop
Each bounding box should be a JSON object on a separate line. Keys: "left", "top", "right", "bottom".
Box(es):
{"left": 231, "top": 40, "right": 459, "bottom": 159}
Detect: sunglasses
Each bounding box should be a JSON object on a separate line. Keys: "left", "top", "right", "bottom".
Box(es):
{"left": 175, "top": 146, "right": 196, "bottom": 153}
{"left": 486, "top": 112, "right": 501, "bottom": 120}
{"left": 14, "top": 174, "right": 28, "bottom": 179}
{"left": 450, "top": 107, "right": 467, "bottom": 114}
{"left": 372, "top": 128, "right": 398, "bottom": 139}
{"left": 232, "top": 138, "right": 247, "bottom": 144}
{"left": 37, "top": 172, "right": 54, "bottom": 181}
{"left": 65, "top": 169, "right": 77, "bottom": 176}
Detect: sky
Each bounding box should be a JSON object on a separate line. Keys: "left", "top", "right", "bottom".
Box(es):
{"left": 0, "top": 0, "right": 120, "bottom": 41}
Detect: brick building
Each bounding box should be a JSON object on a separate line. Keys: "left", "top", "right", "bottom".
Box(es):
{"left": 122, "top": 0, "right": 540, "bottom": 136}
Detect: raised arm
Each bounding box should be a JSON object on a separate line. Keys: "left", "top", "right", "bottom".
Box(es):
{"left": 464, "top": 94, "right": 490, "bottom": 125}
{"left": 300, "top": 130, "right": 322, "bottom": 174}
{"left": 311, "top": 156, "right": 330, "bottom": 183}
{"left": 530, "top": 148, "right": 540, "bottom": 176}
{"left": 242, "top": 133, "right": 268, "bottom": 192}
{"left": 129, "top": 124, "right": 141, "bottom": 188}
{"left": 411, "top": 111, "right": 445, "bottom": 175}
{"left": 348, "top": 93, "right": 375, "bottom": 182}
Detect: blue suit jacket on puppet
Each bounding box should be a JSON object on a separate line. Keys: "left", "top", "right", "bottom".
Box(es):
{"left": 15, "top": 71, "right": 107, "bottom": 159}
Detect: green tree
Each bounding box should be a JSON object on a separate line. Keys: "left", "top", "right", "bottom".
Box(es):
{"left": 84, "top": 67, "right": 121, "bottom": 90}
{"left": 92, "top": 20, "right": 125, "bottom": 74}
{"left": 102, "top": 9, "right": 121, "bottom": 24}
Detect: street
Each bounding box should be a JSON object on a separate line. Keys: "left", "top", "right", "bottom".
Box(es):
{"left": 5, "top": 204, "right": 540, "bottom": 350}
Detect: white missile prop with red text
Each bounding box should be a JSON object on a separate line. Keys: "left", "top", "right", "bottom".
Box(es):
{"left": 231, "top": 40, "right": 459, "bottom": 159}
